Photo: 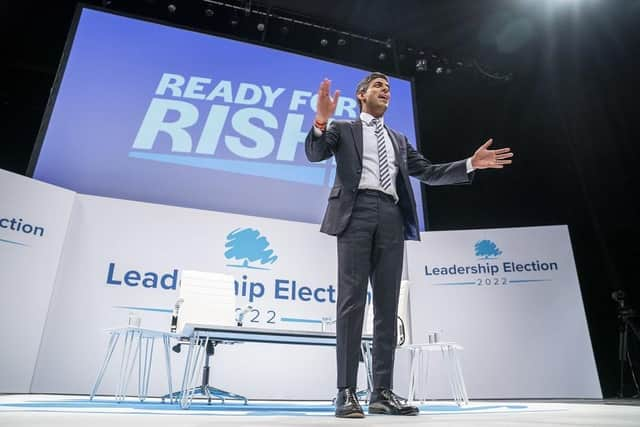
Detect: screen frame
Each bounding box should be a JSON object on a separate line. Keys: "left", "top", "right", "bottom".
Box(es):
{"left": 26, "top": 3, "right": 428, "bottom": 230}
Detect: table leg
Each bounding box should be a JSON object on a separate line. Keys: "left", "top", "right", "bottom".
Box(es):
{"left": 407, "top": 348, "right": 417, "bottom": 404}
{"left": 441, "top": 345, "right": 459, "bottom": 405}
{"left": 180, "top": 333, "right": 207, "bottom": 409}
{"left": 163, "top": 334, "right": 174, "bottom": 404}
{"left": 138, "top": 336, "right": 154, "bottom": 401}
{"left": 360, "top": 342, "right": 373, "bottom": 399}
{"left": 117, "top": 328, "right": 141, "bottom": 401}
{"left": 90, "top": 331, "right": 121, "bottom": 400}
{"left": 451, "top": 347, "right": 469, "bottom": 405}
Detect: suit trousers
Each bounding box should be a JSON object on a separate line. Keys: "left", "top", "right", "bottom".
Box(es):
{"left": 335, "top": 189, "right": 405, "bottom": 389}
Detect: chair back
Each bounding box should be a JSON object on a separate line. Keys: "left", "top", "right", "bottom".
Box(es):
{"left": 176, "top": 270, "right": 237, "bottom": 334}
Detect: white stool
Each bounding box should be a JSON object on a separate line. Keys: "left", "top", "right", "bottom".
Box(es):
{"left": 402, "top": 342, "right": 469, "bottom": 406}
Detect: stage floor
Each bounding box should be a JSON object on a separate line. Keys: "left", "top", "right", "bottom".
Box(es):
{"left": 1, "top": 394, "right": 638, "bottom": 426}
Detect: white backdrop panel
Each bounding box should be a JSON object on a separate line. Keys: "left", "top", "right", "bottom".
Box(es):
{"left": 0, "top": 169, "right": 75, "bottom": 392}
{"left": 406, "top": 225, "right": 601, "bottom": 398}
{"left": 30, "top": 194, "right": 357, "bottom": 399}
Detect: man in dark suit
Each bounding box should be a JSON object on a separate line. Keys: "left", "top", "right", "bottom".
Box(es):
{"left": 305, "top": 72, "right": 513, "bottom": 418}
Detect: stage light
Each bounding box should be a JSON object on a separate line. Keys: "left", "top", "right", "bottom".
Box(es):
{"left": 320, "top": 38, "right": 328, "bottom": 47}
{"left": 204, "top": 8, "right": 214, "bottom": 17}
{"left": 257, "top": 23, "right": 265, "bottom": 32}
{"left": 280, "top": 25, "right": 289, "bottom": 35}
{"left": 337, "top": 38, "right": 346, "bottom": 46}
{"left": 230, "top": 9, "right": 239, "bottom": 27}
{"left": 167, "top": 4, "right": 176, "bottom": 14}
{"left": 416, "top": 58, "right": 427, "bottom": 71}
{"left": 378, "top": 52, "right": 387, "bottom": 61}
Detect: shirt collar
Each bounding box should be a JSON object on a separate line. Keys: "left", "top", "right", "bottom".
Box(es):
{"left": 360, "top": 112, "right": 384, "bottom": 127}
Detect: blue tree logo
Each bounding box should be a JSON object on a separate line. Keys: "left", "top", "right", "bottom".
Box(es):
{"left": 224, "top": 228, "right": 278, "bottom": 270}
{"left": 475, "top": 240, "right": 503, "bottom": 259}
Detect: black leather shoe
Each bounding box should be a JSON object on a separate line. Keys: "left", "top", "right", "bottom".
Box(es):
{"left": 335, "top": 388, "right": 365, "bottom": 418}
{"left": 368, "top": 388, "right": 419, "bottom": 416}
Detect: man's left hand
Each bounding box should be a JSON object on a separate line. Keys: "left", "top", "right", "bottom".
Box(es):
{"left": 471, "top": 138, "right": 513, "bottom": 169}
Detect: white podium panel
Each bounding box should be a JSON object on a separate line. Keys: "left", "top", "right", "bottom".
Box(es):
{"left": 2, "top": 169, "right": 602, "bottom": 399}
{"left": 406, "top": 226, "right": 601, "bottom": 398}
{"left": 31, "top": 194, "right": 342, "bottom": 399}
{"left": 0, "top": 169, "right": 75, "bottom": 392}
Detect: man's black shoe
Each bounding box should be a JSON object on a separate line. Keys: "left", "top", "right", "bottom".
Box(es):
{"left": 334, "top": 388, "right": 365, "bottom": 418}
{"left": 368, "top": 388, "right": 419, "bottom": 416}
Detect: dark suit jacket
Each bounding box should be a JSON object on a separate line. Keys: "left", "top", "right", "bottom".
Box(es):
{"left": 305, "top": 119, "right": 473, "bottom": 241}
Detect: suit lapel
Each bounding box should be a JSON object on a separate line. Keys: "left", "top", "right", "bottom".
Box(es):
{"left": 350, "top": 120, "right": 363, "bottom": 164}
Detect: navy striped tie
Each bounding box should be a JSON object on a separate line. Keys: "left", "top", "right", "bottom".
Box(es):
{"left": 372, "top": 118, "right": 391, "bottom": 191}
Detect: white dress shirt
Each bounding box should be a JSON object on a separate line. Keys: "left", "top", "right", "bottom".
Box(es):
{"left": 357, "top": 112, "right": 399, "bottom": 201}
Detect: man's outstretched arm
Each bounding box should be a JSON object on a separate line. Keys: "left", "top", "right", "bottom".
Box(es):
{"left": 406, "top": 137, "right": 513, "bottom": 185}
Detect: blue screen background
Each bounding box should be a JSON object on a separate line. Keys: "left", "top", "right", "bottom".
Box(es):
{"left": 33, "top": 8, "right": 425, "bottom": 230}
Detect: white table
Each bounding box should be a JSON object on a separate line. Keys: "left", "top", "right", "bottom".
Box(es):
{"left": 91, "top": 325, "right": 375, "bottom": 408}
{"left": 176, "top": 324, "right": 374, "bottom": 409}
{"left": 90, "top": 327, "right": 177, "bottom": 403}
{"left": 400, "top": 342, "right": 469, "bottom": 406}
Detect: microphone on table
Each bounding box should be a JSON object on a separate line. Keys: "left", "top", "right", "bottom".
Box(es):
{"left": 170, "top": 298, "right": 184, "bottom": 333}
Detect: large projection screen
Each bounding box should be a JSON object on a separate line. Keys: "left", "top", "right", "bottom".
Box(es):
{"left": 29, "top": 6, "right": 426, "bottom": 229}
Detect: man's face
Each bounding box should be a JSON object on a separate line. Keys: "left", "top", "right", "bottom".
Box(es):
{"left": 358, "top": 77, "right": 391, "bottom": 117}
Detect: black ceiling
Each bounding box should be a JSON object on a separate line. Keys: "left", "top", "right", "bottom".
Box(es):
{"left": 8, "top": 0, "right": 640, "bottom": 77}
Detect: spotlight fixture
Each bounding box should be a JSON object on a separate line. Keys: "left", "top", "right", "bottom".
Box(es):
{"left": 230, "top": 9, "right": 239, "bottom": 27}
{"left": 280, "top": 25, "right": 289, "bottom": 35}
{"left": 320, "top": 38, "right": 328, "bottom": 47}
{"left": 416, "top": 58, "right": 427, "bottom": 71}
{"left": 257, "top": 22, "right": 265, "bottom": 32}
{"left": 337, "top": 38, "right": 346, "bottom": 46}
{"left": 378, "top": 52, "right": 387, "bottom": 61}
{"left": 204, "top": 8, "right": 214, "bottom": 17}
{"left": 167, "top": 4, "right": 176, "bottom": 14}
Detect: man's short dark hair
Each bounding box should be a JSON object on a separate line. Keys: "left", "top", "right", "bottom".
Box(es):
{"left": 356, "top": 72, "right": 389, "bottom": 111}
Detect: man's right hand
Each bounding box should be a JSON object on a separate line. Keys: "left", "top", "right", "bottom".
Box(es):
{"left": 315, "top": 78, "right": 341, "bottom": 123}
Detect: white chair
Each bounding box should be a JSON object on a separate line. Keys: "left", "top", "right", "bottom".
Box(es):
{"left": 175, "top": 270, "right": 238, "bottom": 333}
{"left": 169, "top": 270, "right": 247, "bottom": 408}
